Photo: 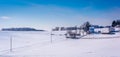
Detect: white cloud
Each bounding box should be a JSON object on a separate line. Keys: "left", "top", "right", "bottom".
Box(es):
{"left": 0, "top": 16, "right": 11, "bottom": 20}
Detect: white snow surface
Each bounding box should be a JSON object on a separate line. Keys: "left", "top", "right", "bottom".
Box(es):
{"left": 0, "top": 31, "right": 120, "bottom": 57}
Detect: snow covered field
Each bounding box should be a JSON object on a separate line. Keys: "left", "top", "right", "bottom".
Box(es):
{"left": 0, "top": 31, "right": 120, "bottom": 57}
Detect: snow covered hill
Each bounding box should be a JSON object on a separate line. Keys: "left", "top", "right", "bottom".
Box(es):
{"left": 0, "top": 31, "right": 120, "bottom": 57}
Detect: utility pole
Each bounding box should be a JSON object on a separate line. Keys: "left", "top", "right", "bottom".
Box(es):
{"left": 50, "top": 30, "right": 53, "bottom": 43}
{"left": 10, "top": 36, "right": 13, "bottom": 52}
{"left": 75, "top": 25, "right": 77, "bottom": 38}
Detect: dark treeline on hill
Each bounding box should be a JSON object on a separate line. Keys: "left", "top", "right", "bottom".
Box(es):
{"left": 2, "top": 27, "right": 45, "bottom": 31}
{"left": 52, "top": 21, "right": 91, "bottom": 32}
{"left": 112, "top": 20, "right": 120, "bottom": 27}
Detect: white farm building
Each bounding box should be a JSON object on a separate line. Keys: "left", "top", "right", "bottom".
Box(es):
{"left": 93, "top": 27, "right": 114, "bottom": 34}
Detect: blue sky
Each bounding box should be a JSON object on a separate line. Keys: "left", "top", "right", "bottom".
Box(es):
{"left": 0, "top": 0, "right": 120, "bottom": 30}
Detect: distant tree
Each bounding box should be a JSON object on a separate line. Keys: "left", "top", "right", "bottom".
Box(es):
{"left": 117, "top": 20, "right": 120, "bottom": 25}
{"left": 84, "top": 21, "right": 91, "bottom": 32}
{"left": 112, "top": 20, "right": 117, "bottom": 27}
{"left": 86, "top": 22, "right": 91, "bottom": 31}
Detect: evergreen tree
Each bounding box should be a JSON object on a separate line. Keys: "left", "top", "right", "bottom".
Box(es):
{"left": 117, "top": 20, "right": 120, "bottom": 25}
{"left": 84, "top": 21, "right": 91, "bottom": 32}
{"left": 112, "top": 20, "right": 117, "bottom": 27}
{"left": 86, "top": 22, "right": 91, "bottom": 31}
